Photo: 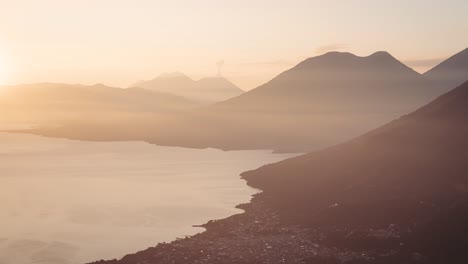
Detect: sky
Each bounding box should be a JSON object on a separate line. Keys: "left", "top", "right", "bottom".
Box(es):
{"left": 0, "top": 0, "right": 467, "bottom": 90}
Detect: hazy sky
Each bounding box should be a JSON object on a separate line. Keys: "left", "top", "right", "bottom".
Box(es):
{"left": 0, "top": 0, "right": 467, "bottom": 89}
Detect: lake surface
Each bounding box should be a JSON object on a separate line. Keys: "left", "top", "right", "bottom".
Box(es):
{"left": 0, "top": 131, "right": 294, "bottom": 264}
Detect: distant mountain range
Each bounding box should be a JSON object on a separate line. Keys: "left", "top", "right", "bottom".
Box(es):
{"left": 146, "top": 49, "right": 467, "bottom": 152}
{"left": 0, "top": 83, "right": 198, "bottom": 131}
{"left": 242, "top": 80, "right": 468, "bottom": 262}
{"left": 132, "top": 72, "right": 244, "bottom": 103}
{"left": 18, "top": 47, "right": 468, "bottom": 152}
{"left": 219, "top": 51, "right": 436, "bottom": 113}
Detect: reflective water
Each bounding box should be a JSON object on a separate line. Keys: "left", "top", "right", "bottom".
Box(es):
{"left": 0, "top": 131, "right": 293, "bottom": 264}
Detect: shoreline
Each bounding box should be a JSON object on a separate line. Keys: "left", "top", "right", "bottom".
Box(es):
{"left": 88, "top": 193, "right": 404, "bottom": 264}
{"left": 1, "top": 130, "right": 292, "bottom": 264}
{"left": 3, "top": 128, "right": 413, "bottom": 264}
{"left": 8, "top": 126, "right": 311, "bottom": 154}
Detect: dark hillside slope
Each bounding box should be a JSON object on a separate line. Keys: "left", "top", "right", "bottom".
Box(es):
{"left": 243, "top": 81, "right": 468, "bottom": 261}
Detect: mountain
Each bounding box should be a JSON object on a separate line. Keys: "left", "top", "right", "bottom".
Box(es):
{"left": 424, "top": 47, "right": 468, "bottom": 90}
{"left": 24, "top": 51, "right": 463, "bottom": 152}
{"left": 133, "top": 72, "right": 195, "bottom": 97}
{"left": 220, "top": 51, "right": 436, "bottom": 113}
{"left": 0, "top": 83, "right": 198, "bottom": 129}
{"left": 147, "top": 51, "right": 442, "bottom": 152}
{"left": 242, "top": 81, "right": 468, "bottom": 262}
{"left": 194, "top": 77, "right": 244, "bottom": 102}
{"left": 133, "top": 73, "right": 243, "bottom": 102}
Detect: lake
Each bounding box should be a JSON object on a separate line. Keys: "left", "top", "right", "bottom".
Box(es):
{"left": 0, "top": 131, "right": 294, "bottom": 264}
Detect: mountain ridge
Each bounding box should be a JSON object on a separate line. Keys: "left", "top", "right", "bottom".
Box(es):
{"left": 133, "top": 73, "right": 243, "bottom": 102}
{"left": 424, "top": 47, "right": 468, "bottom": 89}
{"left": 0, "top": 82, "right": 198, "bottom": 126}
{"left": 22, "top": 49, "right": 467, "bottom": 153}
{"left": 144, "top": 50, "right": 444, "bottom": 152}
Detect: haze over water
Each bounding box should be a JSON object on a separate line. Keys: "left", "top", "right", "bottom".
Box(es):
{"left": 0, "top": 130, "right": 294, "bottom": 264}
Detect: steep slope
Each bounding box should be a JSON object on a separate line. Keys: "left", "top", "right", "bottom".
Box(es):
{"left": 134, "top": 73, "right": 243, "bottom": 102}
{"left": 424, "top": 47, "right": 468, "bottom": 90}
{"left": 148, "top": 52, "right": 441, "bottom": 152}
{"left": 242, "top": 81, "right": 468, "bottom": 261}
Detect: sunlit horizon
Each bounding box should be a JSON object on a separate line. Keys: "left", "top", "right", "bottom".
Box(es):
{"left": 1, "top": 0, "right": 467, "bottom": 89}
{"left": 0, "top": 49, "right": 456, "bottom": 89}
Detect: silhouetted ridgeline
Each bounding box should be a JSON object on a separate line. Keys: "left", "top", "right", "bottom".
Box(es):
{"left": 0, "top": 83, "right": 202, "bottom": 140}
{"left": 88, "top": 82, "right": 468, "bottom": 264}
{"left": 133, "top": 72, "right": 244, "bottom": 103}
{"left": 144, "top": 51, "right": 453, "bottom": 152}
{"left": 0, "top": 83, "right": 198, "bottom": 124}
{"left": 15, "top": 48, "right": 468, "bottom": 152}
{"left": 424, "top": 48, "right": 468, "bottom": 90}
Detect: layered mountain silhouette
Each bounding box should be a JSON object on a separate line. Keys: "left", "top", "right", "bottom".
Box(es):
{"left": 146, "top": 51, "right": 445, "bottom": 152}
{"left": 25, "top": 50, "right": 466, "bottom": 152}
{"left": 242, "top": 81, "right": 468, "bottom": 261}
{"left": 424, "top": 47, "right": 468, "bottom": 90}
{"left": 221, "top": 51, "right": 435, "bottom": 113}
{"left": 133, "top": 72, "right": 244, "bottom": 102}
{"left": 0, "top": 83, "right": 198, "bottom": 132}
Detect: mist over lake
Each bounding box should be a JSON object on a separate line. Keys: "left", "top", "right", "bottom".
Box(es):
{"left": 0, "top": 131, "right": 294, "bottom": 264}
